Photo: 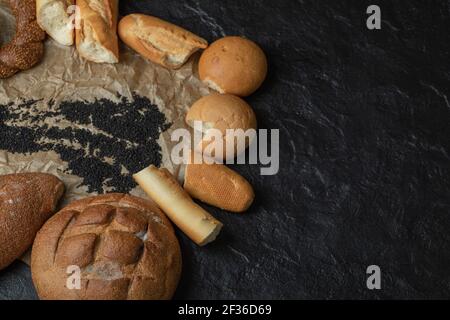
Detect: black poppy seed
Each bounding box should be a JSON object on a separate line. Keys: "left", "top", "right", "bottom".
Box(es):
{"left": 0, "top": 94, "right": 171, "bottom": 193}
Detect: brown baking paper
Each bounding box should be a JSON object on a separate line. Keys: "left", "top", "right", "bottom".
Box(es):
{"left": 0, "top": 1, "right": 210, "bottom": 264}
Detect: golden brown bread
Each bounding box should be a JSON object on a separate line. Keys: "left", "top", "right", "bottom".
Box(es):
{"left": 199, "top": 36, "right": 267, "bottom": 97}
{"left": 118, "top": 14, "right": 208, "bottom": 69}
{"left": 31, "top": 193, "right": 182, "bottom": 300}
{"left": 0, "top": 0, "right": 46, "bottom": 78}
{"left": 184, "top": 161, "right": 255, "bottom": 213}
{"left": 186, "top": 94, "right": 257, "bottom": 160}
{"left": 75, "top": 0, "right": 119, "bottom": 63}
{"left": 0, "top": 173, "right": 64, "bottom": 271}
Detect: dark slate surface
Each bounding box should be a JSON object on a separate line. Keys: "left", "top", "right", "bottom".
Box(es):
{"left": 1, "top": 0, "right": 450, "bottom": 299}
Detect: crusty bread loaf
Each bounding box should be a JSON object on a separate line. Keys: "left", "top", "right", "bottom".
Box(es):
{"left": 76, "top": 0, "right": 119, "bottom": 63}
{"left": 184, "top": 161, "right": 255, "bottom": 213}
{"left": 186, "top": 94, "right": 257, "bottom": 160}
{"left": 0, "top": 0, "right": 46, "bottom": 78}
{"left": 36, "top": 0, "right": 75, "bottom": 46}
{"left": 199, "top": 36, "right": 268, "bottom": 97}
{"left": 118, "top": 14, "right": 208, "bottom": 69}
{"left": 31, "top": 193, "right": 182, "bottom": 300}
{"left": 0, "top": 173, "right": 64, "bottom": 271}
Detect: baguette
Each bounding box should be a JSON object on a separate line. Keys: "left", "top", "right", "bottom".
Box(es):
{"left": 118, "top": 14, "right": 208, "bottom": 69}
{"left": 133, "top": 166, "right": 222, "bottom": 246}
{"left": 36, "top": 0, "right": 75, "bottom": 46}
{"left": 76, "top": 0, "right": 119, "bottom": 63}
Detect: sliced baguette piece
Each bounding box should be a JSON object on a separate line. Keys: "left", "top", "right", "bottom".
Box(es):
{"left": 118, "top": 14, "right": 208, "bottom": 69}
{"left": 36, "top": 0, "right": 75, "bottom": 46}
{"left": 133, "top": 165, "right": 222, "bottom": 246}
{"left": 183, "top": 158, "right": 255, "bottom": 213}
{"left": 76, "top": 0, "right": 119, "bottom": 63}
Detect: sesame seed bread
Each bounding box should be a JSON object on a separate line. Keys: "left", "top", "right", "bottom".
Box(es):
{"left": 0, "top": 0, "right": 46, "bottom": 78}
{"left": 0, "top": 173, "right": 65, "bottom": 271}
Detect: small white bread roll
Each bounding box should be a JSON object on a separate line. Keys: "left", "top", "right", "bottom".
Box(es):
{"left": 76, "top": 0, "right": 119, "bottom": 63}
{"left": 133, "top": 165, "right": 223, "bottom": 246}
{"left": 36, "top": 0, "right": 75, "bottom": 46}
{"left": 118, "top": 14, "right": 208, "bottom": 69}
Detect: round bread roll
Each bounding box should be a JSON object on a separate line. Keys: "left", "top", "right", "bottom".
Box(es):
{"left": 186, "top": 94, "right": 257, "bottom": 160}
{"left": 31, "top": 193, "right": 182, "bottom": 300}
{"left": 198, "top": 36, "right": 267, "bottom": 97}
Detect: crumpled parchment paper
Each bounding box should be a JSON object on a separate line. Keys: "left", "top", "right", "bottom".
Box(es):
{"left": 0, "top": 0, "right": 209, "bottom": 264}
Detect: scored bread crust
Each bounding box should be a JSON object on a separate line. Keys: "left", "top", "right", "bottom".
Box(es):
{"left": 0, "top": 173, "right": 65, "bottom": 271}
{"left": 36, "top": 0, "right": 75, "bottom": 46}
{"left": 0, "top": 0, "right": 46, "bottom": 78}
{"left": 31, "top": 193, "right": 182, "bottom": 300}
{"left": 118, "top": 14, "right": 208, "bottom": 69}
{"left": 76, "top": 0, "right": 119, "bottom": 63}
{"left": 184, "top": 161, "right": 255, "bottom": 213}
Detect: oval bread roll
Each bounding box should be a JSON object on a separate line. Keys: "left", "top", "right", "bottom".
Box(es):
{"left": 118, "top": 14, "right": 208, "bottom": 69}
{"left": 183, "top": 161, "right": 255, "bottom": 213}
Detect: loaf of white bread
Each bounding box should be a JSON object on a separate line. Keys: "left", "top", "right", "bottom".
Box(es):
{"left": 119, "top": 14, "right": 208, "bottom": 69}
{"left": 76, "top": 0, "right": 119, "bottom": 63}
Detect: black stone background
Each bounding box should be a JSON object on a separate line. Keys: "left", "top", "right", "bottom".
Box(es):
{"left": 1, "top": 0, "right": 450, "bottom": 299}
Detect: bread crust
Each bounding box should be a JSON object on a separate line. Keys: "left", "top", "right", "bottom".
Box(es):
{"left": 133, "top": 166, "right": 222, "bottom": 246}
{"left": 186, "top": 94, "right": 257, "bottom": 159}
{"left": 75, "top": 0, "right": 119, "bottom": 63}
{"left": 184, "top": 161, "right": 255, "bottom": 213}
{"left": 199, "top": 36, "right": 267, "bottom": 97}
{"left": 118, "top": 14, "right": 208, "bottom": 69}
{"left": 0, "top": 173, "right": 64, "bottom": 270}
{"left": 31, "top": 193, "right": 182, "bottom": 300}
{"left": 0, "top": 0, "right": 46, "bottom": 78}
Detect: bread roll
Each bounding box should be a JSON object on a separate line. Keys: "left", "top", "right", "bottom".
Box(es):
{"left": 184, "top": 160, "right": 255, "bottom": 213}
{"left": 75, "top": 0, "right": 119, "bottom": 63}
{"left": 31, "top": 193, "right": 182, "bottom": 300}
{"left": 0, "top": 0, "right": 46, "bottom": 78}
{"left": 0, "top": 173, "right": 64, "bottom": 271}
{"left": 36, "top": 0, "right": 75, "bottom": 46}
{"left": 199, "top": 36, "right": 268, "bottom": 97}
{"left": 133, "top": 166, "right": 222, "bottom": 246}
{"left": 118, "top": 14, "right": 208, "bottom": 69}
{"left": 186, "top": 94, "right": 257, "bottom": 160}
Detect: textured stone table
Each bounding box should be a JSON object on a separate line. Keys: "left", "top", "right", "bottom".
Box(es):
{"left": 1, "top": 0, "right": 450, "bottom": 299}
